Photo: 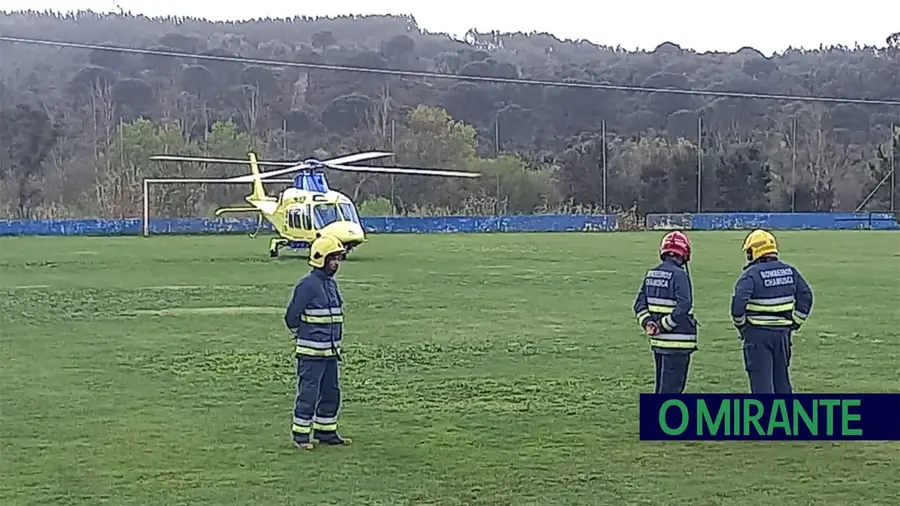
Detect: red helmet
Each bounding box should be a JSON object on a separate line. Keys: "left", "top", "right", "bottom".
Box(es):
{"left": 659, "top": 231, "right": 691, "bottom": 262}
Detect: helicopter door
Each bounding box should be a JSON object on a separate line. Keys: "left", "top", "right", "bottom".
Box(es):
{"left": 286, "top": 205, "right": 312, "bottom": 230}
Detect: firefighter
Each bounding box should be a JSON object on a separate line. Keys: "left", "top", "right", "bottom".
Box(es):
{"left": 632, "top": 231, "right": 698, "bottom": 394}
{"left": 284, "top": 234, "right": 351, "bottom": 450}
{"left": 730, "top": 229, "right": 813, "bottom": 394}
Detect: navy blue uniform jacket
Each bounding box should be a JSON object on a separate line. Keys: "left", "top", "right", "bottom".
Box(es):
{"left": 285, "top": 268, "right": 344, "bottom": 358}
{"left": 632, "top": 257, "right": 698, "bottom": 354}
{"left": 731, "top": 256, "right": 813, "bottom": 336}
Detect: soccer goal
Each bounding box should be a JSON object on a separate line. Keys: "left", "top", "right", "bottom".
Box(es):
{"left": 141, "top": 177, "right": 295, "bottom": 237}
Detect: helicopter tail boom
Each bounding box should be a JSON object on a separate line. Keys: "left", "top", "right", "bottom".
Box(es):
{"left": 213, "top": 206, "right": 259, "bottom": 216}
{"left": 248, "top": 152, "right": 267, "bottom": 201}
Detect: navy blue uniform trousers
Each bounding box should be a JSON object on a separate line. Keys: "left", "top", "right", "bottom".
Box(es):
{"left": 294, "top": 357, "right": 341, "bottom": 435}
{"left": 742, "top": 331, "right": 792, "bottom": 394}
{"left": 653, "top": 351, "right": 691, "bottom": 394}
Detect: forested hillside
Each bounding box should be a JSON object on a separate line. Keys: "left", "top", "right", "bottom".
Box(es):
{"left": 1, "top": 11, "right": 899, "bottom": 219}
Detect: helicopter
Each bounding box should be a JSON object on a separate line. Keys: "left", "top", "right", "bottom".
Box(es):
{"left": 148, "top": 151, "right": 481, "bottom": 257}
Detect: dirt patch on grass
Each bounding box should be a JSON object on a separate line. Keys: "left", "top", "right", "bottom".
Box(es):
{"left": 130, "top": 306, "right": 284, "bottom": 316}
{"left": 140, "top": 285, "right": 208, "bottom": 290}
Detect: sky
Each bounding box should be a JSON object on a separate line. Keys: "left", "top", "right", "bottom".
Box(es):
{"left": 2, "top": 1, "right": 898, "bottom": 55}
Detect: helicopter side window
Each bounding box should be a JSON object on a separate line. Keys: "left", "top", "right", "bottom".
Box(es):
{"left": 338, "top": 203, "right": 360, "bottom": 224}
{"left": 312, "top": 203, "right": 340, "bottom": 229}
{"left": 287, "top": 205, "right": 311, "bottom": 230}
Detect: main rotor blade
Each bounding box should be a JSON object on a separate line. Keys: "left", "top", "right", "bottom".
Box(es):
{"left": 220, "top": 151, "right": 393, "bottom": 183}
{"left": 228, "top": 152, "right": 390, "bottom": 181}
{"left": 328, "top": 163, "right": 481, "bottom": 178}
{"left": 149, "top": 155, "right": 298, "bottom": 167}
{"left": 225, "top": 162, "right": 312, "bottom": 183}
{"left": 321, "top": 151, "right": 394, "bottom": 165}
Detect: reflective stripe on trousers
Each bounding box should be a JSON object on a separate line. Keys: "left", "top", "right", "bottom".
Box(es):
{"left": 296, "top": 338, "right": 342, "bottom": 357}
{"left": 292, "top": 415, "right": 311, "bottom": 434}
{"left": 650, "top": 333, "right": 697, "bottom": 350}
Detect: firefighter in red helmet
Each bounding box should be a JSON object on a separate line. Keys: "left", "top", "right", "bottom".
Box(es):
{"left": 632, "top": 231, "right": 698, "bottom": 393}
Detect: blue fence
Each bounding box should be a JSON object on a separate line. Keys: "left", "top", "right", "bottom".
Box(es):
{"left": 0, "top": 213, "right": 897, "bottom": 237}
{"left": 646, "top": 212, "right": 899, "bottom": 231}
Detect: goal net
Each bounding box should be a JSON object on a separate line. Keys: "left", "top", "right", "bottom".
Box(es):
{"left": 141, "top": 178, "right": 295, "bottom": 236}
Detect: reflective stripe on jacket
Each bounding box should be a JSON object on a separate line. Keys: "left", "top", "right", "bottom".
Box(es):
{"left": 285, "top": 268, "right": 344, "bottom": 357}
{"left": 731, "top": 257, "right": 813, "bottom": 333}
{"left": 632, "top": 257, "right": 698, "bottom": 352}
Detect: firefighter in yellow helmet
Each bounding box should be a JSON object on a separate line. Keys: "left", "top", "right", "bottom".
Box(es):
{"left": 730, "top": 229, "right": 813, "bottom": 393}
{"left": 284, "top": 234, "right": 351, "bottom": 449}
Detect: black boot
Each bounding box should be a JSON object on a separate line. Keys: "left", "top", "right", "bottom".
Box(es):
{"left": 314, "top": 430, "right": 351, "bottom": 445}
{"left": 293, "top": 433, "right": 314, "bottom": 450}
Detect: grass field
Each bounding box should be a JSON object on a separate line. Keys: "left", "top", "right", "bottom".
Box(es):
{"left": 1, "top": 231, "right": 899, "bottom": 506}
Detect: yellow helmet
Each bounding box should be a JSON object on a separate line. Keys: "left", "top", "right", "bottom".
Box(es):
{"left": 309, "top": 234, "right": 345, "bottom": 269}
{"left": 742, "top": 229, "right": 778, "bottom": 262}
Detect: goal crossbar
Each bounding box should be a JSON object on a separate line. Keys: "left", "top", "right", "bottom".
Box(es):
{"left": 141, "top": 177, "right": 294, "bottom": 237}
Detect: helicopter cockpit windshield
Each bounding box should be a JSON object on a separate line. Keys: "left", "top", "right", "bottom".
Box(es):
{"left": 312, "top": 202, "right": 361, "bottom": 229}
{"left": 312, "top": 204, "right": 339, "bottom": 229}
{"left": 338, "top": 203, "right": 360, "bottom": 224}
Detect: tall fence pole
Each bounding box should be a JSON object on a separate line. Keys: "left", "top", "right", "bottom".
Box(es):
{"left": 495, "top": 113, "right": 501, "bottom": 215}
{"left": 390, "top": 119, "right": 396, "bottom": 216}
{"left": 142, "top": 179, "right": 149, "bottom": 237}
{"left": 891, "top": 123, "right": 897, "bottom": 213}
{"left": 601, "top": 119, "right": 608, "bottom": 213}
{"left": 696, "top": 115, "right": 702, "bottom": 213}
{"left": 791, "top": 116, "right": 797, "bottom": 213}
{"left": 494, "top": 112, "right": 500, "bottom": 156}
{"left": 0, "top": 82, "right": 4, "bottom": 187}
{"left": 282, "top": 119, "right": 288, "bottom": 158}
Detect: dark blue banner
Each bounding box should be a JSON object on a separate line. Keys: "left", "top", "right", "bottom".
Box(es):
{"left": 639, "top": 394, "right": 900, "bottom": 441}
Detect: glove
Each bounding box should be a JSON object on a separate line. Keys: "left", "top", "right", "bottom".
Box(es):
{"left": 735, "top": 325, "right": 746, "bottom": 340}
{"left": 790, "top": 323, "right": 801, "bottom": 332}
{"left": 644, "top": 321, "right": 660, "bottom": 336}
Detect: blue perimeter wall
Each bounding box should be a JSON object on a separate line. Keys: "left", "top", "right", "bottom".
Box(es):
{"left": 0, "top": 212, "right": 897, "bottom": 236}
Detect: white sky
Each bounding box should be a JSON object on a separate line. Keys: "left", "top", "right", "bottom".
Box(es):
{"left": 3, "top": 1, "right": 898, "bottom": 55}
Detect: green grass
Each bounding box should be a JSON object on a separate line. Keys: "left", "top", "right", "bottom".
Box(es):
{"left": 1, "top": 231, "right": 899, "bottom": 506}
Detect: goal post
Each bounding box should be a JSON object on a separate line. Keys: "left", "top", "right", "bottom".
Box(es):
{"left": 141, "top": 177, "right": 295, "bottom": 237}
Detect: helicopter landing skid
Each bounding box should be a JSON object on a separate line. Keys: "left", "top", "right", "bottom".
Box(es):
{"left": 268, "top": 238, "right": 311, "bottom": 258}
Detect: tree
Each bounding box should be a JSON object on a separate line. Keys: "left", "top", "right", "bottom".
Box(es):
{"left": 788, "top": 105, "right": 864, "bottom": 212}
{"left": 634, "top": 137, "right": 699, "bottom": 213}
{"left": 861, "top": 126, "right": 899, "bottom": 211}
{"left": 711, "top": 139, "right": 773, "bottom": 212}
{"left": 0, "top": 104, "right": 59, "bottom": 218}
{"left": 200, "top": 120, "right": 262, "bottom": 211}
{"left": 101, "top": 118, "right": 192, "bottom": 218}
{"left": 392, "top": 106, "right": 479, "bottom": 212}
{"left": 557, "top": 133, "right": 612, "bottom": 208}
{"left": 471, "top": 155, "right": 555, "bottom": 214}
{"left": 1, "top": 11, "right": 898, "bottom": 217}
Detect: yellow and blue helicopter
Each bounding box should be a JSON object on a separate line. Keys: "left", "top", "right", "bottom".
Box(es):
{"left": 149, "top": 151, "right": 480, "bottom": 257}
